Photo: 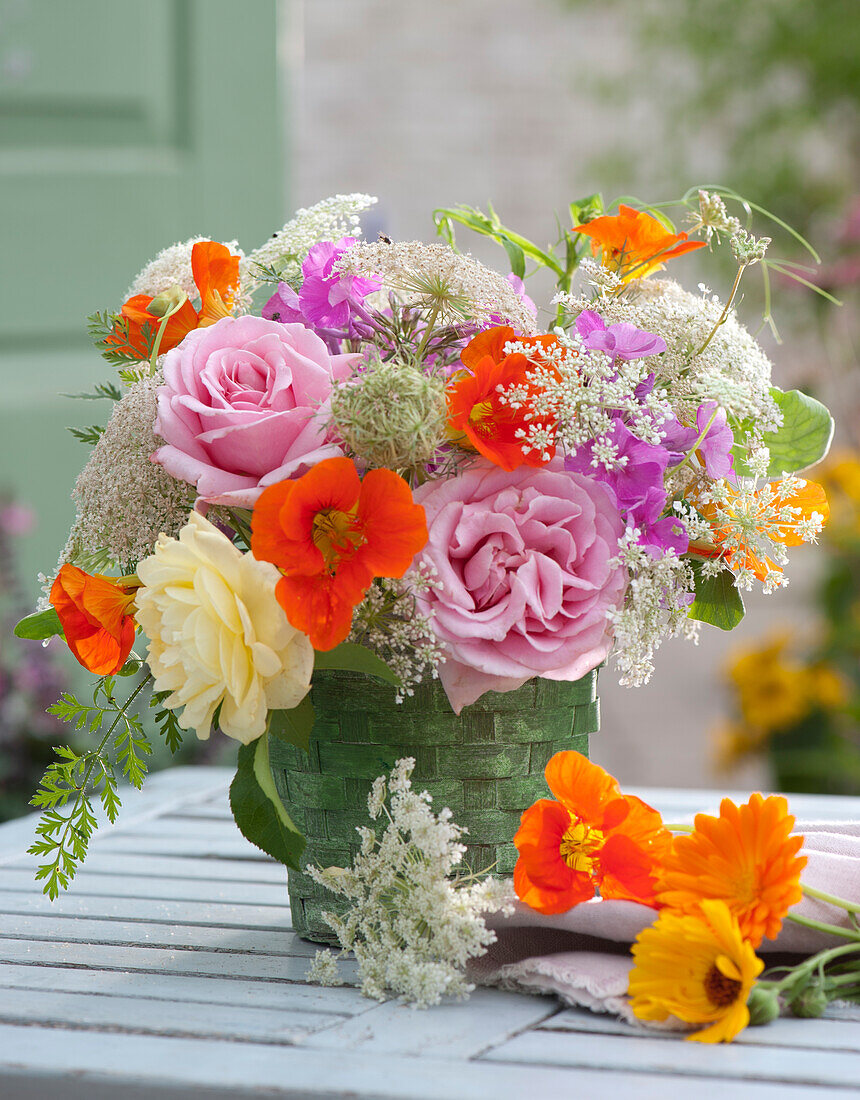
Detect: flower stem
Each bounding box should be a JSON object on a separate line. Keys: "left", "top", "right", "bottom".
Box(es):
{"left": 786, "top": 911, "right": 860, "bottom": 941}
{"left": 802, "top": 883, "right": 860, "bottom": 916}
{"left": 694, "top": 262, "right": 747, "bottom": 358}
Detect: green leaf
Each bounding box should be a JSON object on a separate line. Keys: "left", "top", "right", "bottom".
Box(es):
{"left": 765, "top": 388, "right": 834, "bottom": 477}
{"left": 688, "top": 562, "right": 746, "bottom": 631}
{"left": 229, "top": 736, "right": 305, "bottom": 869}
{"left": 314, "top": 642, "right": 398, "bottom": 686}
{"left": 14, "top": 608, "right": 64, "bottom": 641}
{"left": 267, "top": 695, "right": 315, "bottom": 752}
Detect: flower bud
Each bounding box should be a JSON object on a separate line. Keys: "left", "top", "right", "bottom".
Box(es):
{"left": 148, "top": 285, "right": 188, "bottom": 317}
{"left": 790, "top": 985, "right": 828, "bottom": 1018}
{"left": 746, "top": 985, "right": 781, "bottom": 1026}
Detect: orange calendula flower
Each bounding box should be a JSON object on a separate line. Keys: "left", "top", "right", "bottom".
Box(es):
{"left": 50, "top": 564, "right": 138, "bottom": 676}
{"left": 446, "top": 326, "right": 560, "bottom": 471}
{"left": 656, "top": 793, "right": 806, "bottom": 947}
{"left": 107, "top": 241, "right": 240, "bottom": 359}
{"left": 513, "top": 751, "right": 672, "bottom": 914}
{"left": 629, "top": 899, "right": 763, "bottom": 1043}
{"left": 573, "top": 204, "right": 706, "bottom": 282}
{"left": 695, "top": 478, "right": 829, "bottom": 585}
{"left": 250, "top": 457, "right": 428, "bottom": 651}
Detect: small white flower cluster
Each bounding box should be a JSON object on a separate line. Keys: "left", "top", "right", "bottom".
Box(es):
{"left": 577, "top": 257, "right": 624, "bottom": 296}
{"left": 338, "top": 241, "right": 537, "bottom": 334}
{"left": 307, "top": 758, "right": 515, "bottom": 1008}
{"left": 687, "top": 191, "right": 742, "bottom": 243}
{"left": 499, "top": 332, "right": 674, "bottom": 463}
{"left": 607, "top": 528, "right": 700, "bottom": 686}
{"left": 573, "top": 279, "right": 779, "bottom": 427}
{"left": 349, "top": 567, "right": 446, "bottom": 702}
{"left": 60, "top": 375, "right": 194, "bottom": 575}
{"left": 693, "top": 471, "right": 826, "bottom": 594}
{"left": 246, "top": 193, "right": 377, "bottom": 285}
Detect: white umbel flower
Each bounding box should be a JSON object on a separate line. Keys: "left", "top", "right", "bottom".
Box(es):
{"left": 126, "top": 237, "right": 243, "bottom": 301}
{"left": 307, "top": 758, "right": 515, "bottom": 1008}
{"left": 135, "top": 511, "right": 313, "bottom": 743}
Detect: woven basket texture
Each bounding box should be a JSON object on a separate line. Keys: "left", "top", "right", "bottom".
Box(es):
{"left": 269, "top": 669, "right": 599, "bottom": 943}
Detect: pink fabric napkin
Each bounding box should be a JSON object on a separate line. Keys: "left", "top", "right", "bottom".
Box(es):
{"left": 471, "top": 822, "right": 860, "bottom": 1025}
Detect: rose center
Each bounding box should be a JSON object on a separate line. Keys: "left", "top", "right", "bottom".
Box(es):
{"left": 559, "top": 818, "right": 604, "bottom": 874}
{"left": 704, "top": 963, "right": 742, "bottom": 1008}
{"left": 312, "top": 508, "right": 363, "bottom": 568}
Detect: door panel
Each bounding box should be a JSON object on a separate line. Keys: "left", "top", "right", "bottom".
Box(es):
{"left": 0, "top": 0, "right": 284, "bottom": 593}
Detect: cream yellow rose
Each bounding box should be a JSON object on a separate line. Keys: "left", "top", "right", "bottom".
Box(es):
{"left": 135, "top": 510, "right": 313, "bottom": 743}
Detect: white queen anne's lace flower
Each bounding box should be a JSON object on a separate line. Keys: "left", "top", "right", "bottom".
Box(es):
{"left": 135, "top": 511, "right": 313, "bottom": 743}
{"left": 307, "top": 758, "right": 514, "bottom": 1008}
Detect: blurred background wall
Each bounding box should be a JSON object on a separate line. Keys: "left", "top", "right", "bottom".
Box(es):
{"left": 1, "top": 0, "right": 857, "bottom": 811}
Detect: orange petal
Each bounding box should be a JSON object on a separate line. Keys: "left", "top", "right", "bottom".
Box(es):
{"left": 355, "top": 467, "right": 428, "bottom": 577}
{"left": 192, "top": 241, "right": 240, "bottom": 313}
{"left": 275, "top": 570, "right": 367, "bottom": 651}
{"left": 50, "top": 565, "right": 136, "bottom": 676}
{"left": 598, "top": 832, "right": 661, "bottom": 906}
{"left": 544, "top": 751, "right": 621, "bottom": 824}
{"left": 513, "top": 858, "right": 593, "bottom": 915}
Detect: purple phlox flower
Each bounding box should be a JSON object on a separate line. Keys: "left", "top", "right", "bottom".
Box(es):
{"left": 694, "top": 401, "right": 735, "bottom": 480}
{"left": 565, "top": 418, "right": 670, "bottom": 510}
{"left": 626, "top": 488, "right": 690, "bottom": 557}
{"left": 262, "top": 238, "right": 381, "bottom": 352}
{"left": 575, "top": 310, "right": 667, "bottom": 362}
{"left": 635, "top": 373, "right": 656, "bottom": 401}
{"left": 660, "top": 401, "right": 736, "bottom": 481}
{"left": 298, "top": 237, "right": 381, "bottom": 332}
{"left": 262, "top": 281, "right": 303, "bottom": 325}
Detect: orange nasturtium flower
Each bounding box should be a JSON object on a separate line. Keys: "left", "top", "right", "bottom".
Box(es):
{"left": 656, "top": 793, "right": 806, "bottom": 948}
{"left": 50, "top": 564, "right": 138, "bottom": 676}
{"left": 696, "top": 479, "right": 829, "bottom": 583}
{"left": 107, "top": 241, "right": 241, "bottom": 359}
{"left": 573, "top": 204, "right": 706, "bottom": 283}
{"left": 446, "top": 326, "right": 561, "bottom": 472}
{"left": 628, "top": 899, "right": 763, "bottom": 1043}
{"left": 513, "top": 752, "right": 672, "bottom": 914}
{"left": 250, "top": 457, "right": 428, "bottom": 651}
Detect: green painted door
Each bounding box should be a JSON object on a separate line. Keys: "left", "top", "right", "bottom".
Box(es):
{"left": 0, "top": 0, "right": 283, "bottom": 598}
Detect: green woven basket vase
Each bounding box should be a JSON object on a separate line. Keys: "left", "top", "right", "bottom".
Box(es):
{"left": 268, "top": 668, "right": 599, "bottom": 943}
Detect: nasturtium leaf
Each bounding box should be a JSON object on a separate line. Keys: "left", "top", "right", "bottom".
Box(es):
{"left": 313, "top": 642, "right": 399, "bottom": 686}
{"left": 267, "top": 695, "right": 315, "bottom": 752}
{"left": 13, "top": 608, "right": 64, "bottom": 641}
{"left": 688, "top": 562, "right": 746, "bottom": 631}
{"left": 229, "top": 735, "right": 305, "bottom": 870}
{"left": 735, "top": 388, "right": 834, "bottom": 479}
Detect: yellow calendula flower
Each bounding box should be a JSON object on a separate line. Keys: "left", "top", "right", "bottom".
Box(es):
{"left": 628, "top": 899, "right": 763, "bottom": 1043}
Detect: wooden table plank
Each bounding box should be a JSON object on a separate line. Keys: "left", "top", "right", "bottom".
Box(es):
{"left": 302, "top": 989, "right": 560, "bottom": 1059}
{"left": 0, "top": 1023, "right": 846, "bottom": 1100}
{"left": 0, "top": 937, "right": 357, "bottom": 984}
{"left": 481, "top": 1028, "right": 860, "bottom": 1088}
{"left": 0, "top": 960, "right": 369, "bottom": 1014}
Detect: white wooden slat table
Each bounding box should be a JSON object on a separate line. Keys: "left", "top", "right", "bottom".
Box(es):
{"left": 0, "top": 766, "right": 857, "bottom": 1099}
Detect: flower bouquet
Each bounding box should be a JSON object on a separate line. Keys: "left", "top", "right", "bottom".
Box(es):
{"left": 16, "top": 190, "right": 834, "bottom": 942}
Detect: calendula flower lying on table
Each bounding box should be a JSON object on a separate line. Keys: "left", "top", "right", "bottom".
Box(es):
{"left": 512, "top": 752, "right": 860, "bottom": 1043}
{"left": 307, "top": 758, "right": 515, "bottom": 1008}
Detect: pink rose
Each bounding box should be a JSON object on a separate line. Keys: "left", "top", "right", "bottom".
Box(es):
{"left": 154, "top": 316, "right": 356, "bottom": 507}
{"left": 413, "top": 461, "right": 628, "bottom": 713}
